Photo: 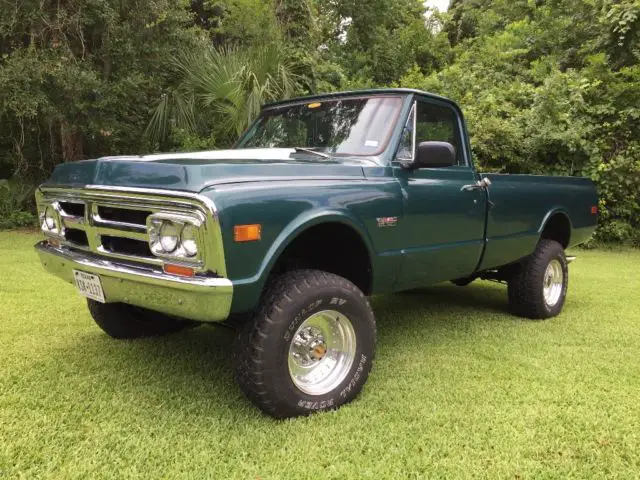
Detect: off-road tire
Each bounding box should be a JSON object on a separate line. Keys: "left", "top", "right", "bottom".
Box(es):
{"left": 87, "top": 300, "right": 194, "bottom": 339}
{"left": 234, "top": 269, "right": 376, "bottom": 418}
{"left": 507, "top": 239, "right": 568, "bottom": 319}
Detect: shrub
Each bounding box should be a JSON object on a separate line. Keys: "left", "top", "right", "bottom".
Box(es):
{"left": 0, "top": 179, "right": 38, "bottom": 229}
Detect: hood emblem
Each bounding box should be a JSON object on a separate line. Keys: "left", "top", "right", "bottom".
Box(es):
{"left": 376, "top": 216, "right": 398, "bottom": 228}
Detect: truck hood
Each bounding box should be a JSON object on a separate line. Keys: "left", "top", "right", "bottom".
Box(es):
{"left": 45, "top": 148, "right": 371, "bottom": 192}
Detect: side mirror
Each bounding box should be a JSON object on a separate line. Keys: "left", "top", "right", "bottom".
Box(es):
{"left": 413, "top": 141, "right": 456, "bottom": 169}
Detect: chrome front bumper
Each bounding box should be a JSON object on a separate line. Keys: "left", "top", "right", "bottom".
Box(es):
{"left": 35, "top": 241, "right": 233, "bottom": 322}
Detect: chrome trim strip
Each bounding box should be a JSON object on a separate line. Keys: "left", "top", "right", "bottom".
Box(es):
{"left": 92, "top": 216, "right": 148, "bottom": 234}
{"left": 411, "top": 101, "right": 417, "bottom": 161}
{"left": 37, "top": 241, "right": 231, "bottom": 288}
{"left": 61, "top": 214, "right": 86, "bottom": 229}
{"left": 93, "top": 225, "right": 149, "bottom": 242}
{"left": 83, "top": 184, "right": 219, "bottom": 218}
{"left": 566, "top": 256, "right": 576, "bottom": 264}
{"left": 94, "top": 246, "right": 165, "bottom": 266}
{"left": 35, "top": 241, "right": 232, "bottom": 322}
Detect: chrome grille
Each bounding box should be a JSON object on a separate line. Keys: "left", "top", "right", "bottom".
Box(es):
{"left": 36, "top": 186, "right": 227, "bottom": 276}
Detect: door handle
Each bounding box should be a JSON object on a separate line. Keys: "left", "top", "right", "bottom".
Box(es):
{"left": 461, "top": 177, "right": 492, "bottom": 192}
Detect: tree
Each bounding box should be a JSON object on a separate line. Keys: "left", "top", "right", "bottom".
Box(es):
{"left": 0, "top": 0, "right": 203, "bottom": 180}
{"left": 0, "top": 0, "right": 638, "bottom": 241}
{"left": 275, "top": 0, "right": 319, "bottom": 92}
{"left": 317, "top": 0, "right": 444, "bottom": 85}
{"left": 189, "top": 0, "right": 281, "bottom": 47}
{"left": 414, "top": 0, "right": 640, "bottom": 243}
{"left": 145, "top": 45, "right": 299, "bottom": 148}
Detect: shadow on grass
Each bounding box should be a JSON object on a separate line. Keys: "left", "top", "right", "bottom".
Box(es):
{"left": 373, "top": 281, "right": 511, "bottom": 336}
{"left": 39, "top": 281, "right": 512, "bottom": 420}
{"left": 380, "top": 281, "right": 508, "bottom": 314}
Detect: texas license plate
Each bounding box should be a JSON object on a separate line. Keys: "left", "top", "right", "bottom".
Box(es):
{"left": 73, "top": 270, "right": 106, "bottom": 303}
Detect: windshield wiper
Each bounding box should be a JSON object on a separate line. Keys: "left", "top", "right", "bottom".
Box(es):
{"left": 292, "top": 147, "right": 331, "bottom": 159}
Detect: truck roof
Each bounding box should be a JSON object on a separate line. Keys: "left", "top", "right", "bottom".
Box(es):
{"left": 263, "top": 88, "right": 459, "bottom": 110}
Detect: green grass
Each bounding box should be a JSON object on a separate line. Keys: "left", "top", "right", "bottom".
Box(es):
{"left": 1, "top": 231, "right": 639, "bottom": 479}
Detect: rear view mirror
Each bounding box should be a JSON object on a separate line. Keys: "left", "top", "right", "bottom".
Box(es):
{"left": 413, "top": 141, "right": 456, "bottom": 169}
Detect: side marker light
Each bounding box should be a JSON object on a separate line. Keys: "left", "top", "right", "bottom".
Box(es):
{"left": 234, "top": 224, "right": 262, "bottom": 242}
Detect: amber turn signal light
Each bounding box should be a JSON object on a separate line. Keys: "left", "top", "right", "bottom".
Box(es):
{"left": 234, "top": 224, "right": 262, "bottom": 242}
{"left": 163, "top": 263, "right": 195, "bottom": 277}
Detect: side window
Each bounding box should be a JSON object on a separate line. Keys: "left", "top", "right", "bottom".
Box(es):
{"left": 415, "top": 100, "right": 465, "bottom": 166}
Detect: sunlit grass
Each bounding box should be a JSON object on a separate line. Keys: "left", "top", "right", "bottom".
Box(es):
{"left": 1, "top": 231, "right": 639, "bottom": 478}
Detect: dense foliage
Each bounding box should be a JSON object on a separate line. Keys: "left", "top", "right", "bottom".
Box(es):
{"left": 1, "top": 0, "right": 638, "bottom": 243}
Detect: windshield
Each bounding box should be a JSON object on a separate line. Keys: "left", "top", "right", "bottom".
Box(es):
{"left": 237, "top": 96, "right": 403, "bottom": 157}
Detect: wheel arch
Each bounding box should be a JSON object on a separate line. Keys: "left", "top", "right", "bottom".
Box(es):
{"left": 264, "top": 211, "right": 375, "bottom": 291}
{"left": 538, "top": 208, "right": 573, "bottom": 249}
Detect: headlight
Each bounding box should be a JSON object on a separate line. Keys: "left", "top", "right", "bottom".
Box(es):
{"left": 181, "top": 224, "right": 198, "bottom": 257}
{"left": 41, "top": 204, "right": 60, "bottom": 233}
{"left": 44, "top": 206, "right": 57, "bottom": 230}
{"left": 158, "top": 221, "right": 180, "bottom": 253}
{"left": 147, "top": 214, "right": 202, "bottom": 262}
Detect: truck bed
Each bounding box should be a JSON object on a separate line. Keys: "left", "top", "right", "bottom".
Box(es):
{"left": 478, "top": 173, "right": 598, "bottom": 271}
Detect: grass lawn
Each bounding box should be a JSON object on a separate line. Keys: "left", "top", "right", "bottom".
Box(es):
{"left": 1, "top": 231, "right": 639, "bottom": 479}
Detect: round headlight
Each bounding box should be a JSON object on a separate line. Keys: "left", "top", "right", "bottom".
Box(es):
{"left": 159, "top": 221, "right": 180, "bottom": 253}
{"left": 181, "top": 224, "right": 198, "bottom": 257}
{"left": 44, "top": 206, "right": 57, "bottom": 231}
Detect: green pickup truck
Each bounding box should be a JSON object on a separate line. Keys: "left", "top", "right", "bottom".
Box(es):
{"left": 35, "top": 89, "right": 598, "bottom": 418}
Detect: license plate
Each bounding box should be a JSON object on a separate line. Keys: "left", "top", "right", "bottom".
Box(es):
{"left": 73, "top": 270, "right": 106, "bottom": 303}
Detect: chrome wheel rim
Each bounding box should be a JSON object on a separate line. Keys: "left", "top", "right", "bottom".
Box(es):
{"left": 288, "top": 310, "right": 356, "bottom": 396}
{"left": 543, "top": 259, "right": 564, "bottom": 307}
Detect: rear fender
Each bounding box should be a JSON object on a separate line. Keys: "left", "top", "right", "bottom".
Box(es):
{"left": 538, "top": 208, "right": 573, "bottom": 247}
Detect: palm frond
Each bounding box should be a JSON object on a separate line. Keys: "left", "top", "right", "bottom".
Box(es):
{"left": 145, "top": 44, "right": 301, "bottom": 146}
{"left": 144, "top": 90, "right": 196, "bottom": 146}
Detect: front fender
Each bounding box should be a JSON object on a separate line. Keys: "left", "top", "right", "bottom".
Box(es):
{"left": 229, "top": 209, "right": 375, "bottom": 313}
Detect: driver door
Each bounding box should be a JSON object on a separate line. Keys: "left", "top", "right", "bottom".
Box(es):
{"left": 393, "top": 97, "right": 487, "bottom": 289}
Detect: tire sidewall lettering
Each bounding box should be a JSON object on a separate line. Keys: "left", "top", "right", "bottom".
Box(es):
{"left": 297, "top": 398, "right": 334, "bottom": 410}
{"left": 339, "top": 353, "right": 368, "bottom": 399}
{"left": 295, "top": 352, "right": 372, "bottom": 411}
{"left": 283, "top": 296, "right": 349, "bottom": 342}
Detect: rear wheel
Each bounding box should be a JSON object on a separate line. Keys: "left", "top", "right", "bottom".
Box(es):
{"left": 87, "top": 300, "right": 195, "bottom": 339}
{"left": 507, "top": 239, "right": 568, "bottom": 319}
{"left": 234, "top": 269, "right": 376, "bottom": 418}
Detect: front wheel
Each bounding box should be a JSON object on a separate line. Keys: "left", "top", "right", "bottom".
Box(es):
{"left": 507, "top": 239, "right": 569, "bottom": 319}
{"left": 234, "top": 269, "right": 376, "bottom": 418}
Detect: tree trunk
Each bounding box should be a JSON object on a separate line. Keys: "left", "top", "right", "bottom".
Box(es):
{"left": 60, "top": 121, "right": 84, "bottom": 161}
